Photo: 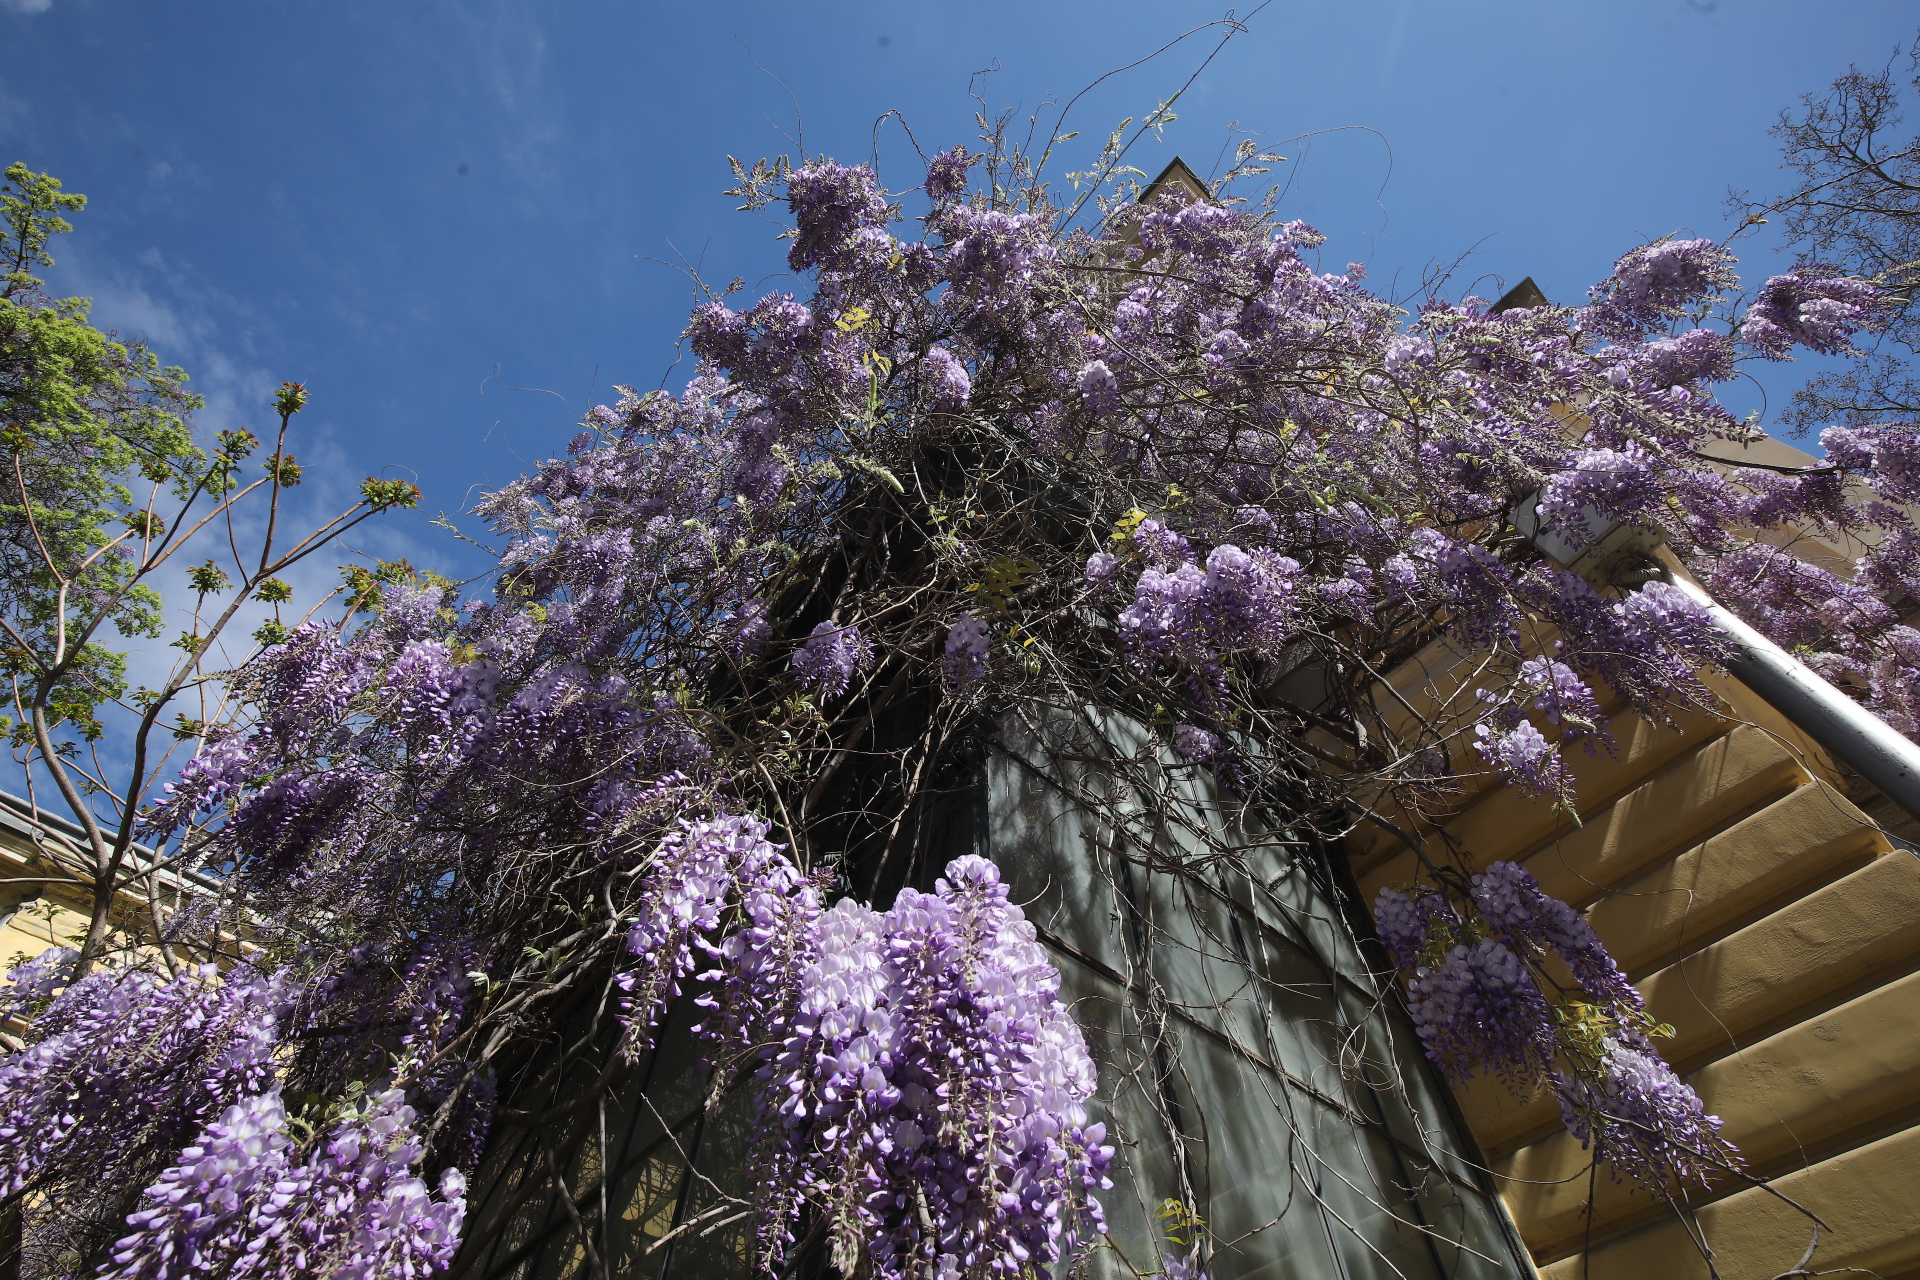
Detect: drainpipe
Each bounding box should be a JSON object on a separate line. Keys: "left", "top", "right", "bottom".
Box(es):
{"left": 1660, "top": 572, "right": 1920, "bottom": 826}
{"left": 1512, "top": 493, "right": 1920, "bottom": 826}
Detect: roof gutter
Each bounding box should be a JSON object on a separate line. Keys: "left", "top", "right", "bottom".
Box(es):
{"left": 1513, "top": 487, "right": 1920, "bottom": 826}
{"left": 1662, "top": 573, "right": 1920, "bottom": 825}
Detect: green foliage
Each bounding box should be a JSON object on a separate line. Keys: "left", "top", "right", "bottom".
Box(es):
{"left": 187, "top": 560, "right": 231, "bottom": 595}
{"left": 341, "top": 557, "right": 445, "bottom": 614}
{"left": 966, "top": 554, "right": 1041, "bottom": 616}
{"left": 1, "top": 162, "right": 83, "bottom": 292}
{"left": 0, "top": 163, "right": 203, "bottom": 736}
{"left": 1155, "top": 1198, "right": 1206, "bottom": 1249}
{"left": 359, "top": 476, "right": 422, "bottom": 512}
{"left": 262, "top": 455, "right": 302, "bottom": 487}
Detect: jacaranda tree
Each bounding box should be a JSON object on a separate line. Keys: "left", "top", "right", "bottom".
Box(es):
{"left": 2, "top": 106, "right": 1915, "bottom": 1279}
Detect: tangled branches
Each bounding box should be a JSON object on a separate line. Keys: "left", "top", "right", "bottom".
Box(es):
{"left": 3, "top": 110, "right": 1916, "bottom": 1279}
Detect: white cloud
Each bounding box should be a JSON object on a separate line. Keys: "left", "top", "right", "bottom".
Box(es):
{"left": 0, "top": 0, "right": 54, "bottom": 15}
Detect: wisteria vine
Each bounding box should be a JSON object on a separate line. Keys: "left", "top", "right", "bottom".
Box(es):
{"left": 1, "top": 105, "right": 1914, "bottom": 1279}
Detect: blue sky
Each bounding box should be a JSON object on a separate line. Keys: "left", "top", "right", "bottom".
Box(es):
{"left": 1, "top": 0, "right": 1915, "bottom": 591}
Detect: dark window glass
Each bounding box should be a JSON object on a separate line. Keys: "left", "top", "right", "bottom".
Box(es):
{"left": 462, "top": 713, "right": 1530, "bottom": 1280}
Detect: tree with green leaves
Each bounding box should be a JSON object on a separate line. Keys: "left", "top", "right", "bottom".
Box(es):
{"left": 0, "top": 162, "right": 422, "bottom": 979}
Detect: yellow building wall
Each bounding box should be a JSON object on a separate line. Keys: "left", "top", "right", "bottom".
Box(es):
{"left": 0, "top": 818, "right": 101, "bottom": 1040}
{"left": 1351, "top": 653, "right": 1920, "bottom": 1278}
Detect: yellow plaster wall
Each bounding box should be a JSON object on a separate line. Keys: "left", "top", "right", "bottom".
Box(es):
{"left": 1359, "top": 658, "right": 1920, "bottom": 1279}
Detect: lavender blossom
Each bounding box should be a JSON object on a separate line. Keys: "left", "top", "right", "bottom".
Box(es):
{"left": 1083, "top": 550, "right": 1122, "bottom": 597}
{"left": 747, "top": 856, "right": 1110, "bottom": 1279}
{"left": 1371, "top": 886, "right": 1454, "bottom": 972}
{"left": 924, "top": 146, "right": 970, "bottom": 201}
{"left": 922, "top": 344, "right": 972, "bottom": 407}
{"left": 1, "top": 946, "right": 76, "bottom": 1022}
{"left": 1555, "top": 1037, "right": 1738, "bottom": 1187}
{"left": 785, "top": 160, "right": 891, "bottom": 274}
{"left": 1471, "top": 861, "right": 1637, "bottom": 1006}
{"left": 791, "top": 620, "right": 875, "bottom": 700}
{"left": 1581, "top": 238, "right": 1737, "bottom": 339}
{"left": 943, "top": 613, "right": 991, "bottom": 688}
{"left": 1077, "top": 359, "right": 1120, "bottom": 414}
{"left": 1740, "top": 265, "right": 1883, "bottom": 358}
{"left": 1406, "top": 939, "right": 1555, "bottom": 1084}
{"left": 1535, "top": 440, "right": 1661, "bottom": 543}
{"left": 1472, "top": 721, "right": 1570, "bottom": 799}
{"left": 104, "top": 1085, "right": 468, "bottom": 1279}
{"left": 1822, "top": 424, "right": 1920, "bottom": 505}
{"left": 1173, "top": 724, "right": 1223, "bottom": 762}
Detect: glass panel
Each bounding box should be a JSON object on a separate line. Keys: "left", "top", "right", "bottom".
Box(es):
{"left": 1051, "top": 955, "right": 1188, "bottom": 1280}
{"left": 653, "top": 1082, "right": 760, "bottom": 1280}
{"left": 981, "top": 720, "right": 1530, "bottom": 1280}
{"left": 461, "top": 714, "right": 1531, "bottom": 1280}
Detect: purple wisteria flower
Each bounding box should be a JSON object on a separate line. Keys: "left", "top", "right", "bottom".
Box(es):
{"left": 1083, "top": 550, "right": 1121, "bottom": 597}
{"left": 1, "top": 946, "right": 76, "bottom": 1022}
{"left": 1822, "top": 424, "right": 1920, "bottom": 505}
{"left": 1371, "top": 886, "right": 1455, "bottom": 972}
{"left": 1516, "top": 656, "right": 1605, "bottom": 736}
{"left": 1471, "top": 861, "right": 1636, "bottom": 1006}
{"left": 1625, "top": 327, "right": 1736, "bottom": 385}
{"left": 785, "top": 160, "right": 891, "bottom": 274}
{"left": 1740, "top": 265, "right": 1883, "bottom": 358}
{"left": 1581, "top": 238, "right": 1737, "bottom": 339}
{"left": 617, "top": 813, "right": 807, "bottom": 1051}
{"left": 1535, "top": 440, "right": 1661, "bottom": 544}
{"left": 725, "top": 598, "right": 773, "bottom": 661}
{"left": 695, "top": 853, "right": 1109, "bottom": 1279}
{"left": 1472, "top": 720, "right": 1570, "bottom": 799}
{"left": 60, "top": 114, "right": 1905, "bottom": 1266}
{"left": 1173, "top": 724, "right": 1223, "bottom": 762}
{"left": 1870, "top": 627, "right": 1920, "bottom": 739}
{"left": 1406, "top": 939, "right": 1555, "bottom": 1084}
{"left": 1556, "top": 1037, "right": 1738, "bottom": 1187}
{"left": 924, "top": 146, "right": 970, "bottom": 201}
{"left": 1077, "top": 359, "right": 1120, "bottom": 414}
{"left": 1383, "top": 334, "right": 1432, "bottom": 372}
{"left": 1117, "top": 542, "right": 1300, "bottom": 705}
{"left": 103, "top": 1085, "right": 468, "bottom": 1279}
{"left": 1127, "top": 518, "right": 1191, "bottom": 570}
{"left": 922, "top": 344, "right": 972, "bottom": 407}
{"left": 943, "top": 614, "right": 991, "bottom": 688}
{"left": 0, "top": 963, "right": 289, "bottom": 1200}
{"left": 791, "top": 621, "right": 875, "bottom": 700}
{"left": 1161, "top": 1253, "right": 1208, "bottom": 1280}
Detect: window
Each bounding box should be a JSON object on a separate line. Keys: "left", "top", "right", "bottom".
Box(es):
{"left": 460, "top": 708, "right": 1530, "bottom": 1280}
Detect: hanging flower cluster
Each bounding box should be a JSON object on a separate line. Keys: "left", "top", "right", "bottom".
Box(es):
{"left": 0, "top": 112, "right": 1907, "bottom": 1275}
{"left": 102, "top": 1084, "right": 467, "bottom": 1279}
{"left": 792, "top": 621, "right": 876, "bottom": 700}
{"left": 731, "top": 855, "right": 1110, "bottom": 1280}
{"left": 0, "top": 961, "right": 287, "bottom": 1202}
{"left": 611, "top": 817, "right": 1109, "bottom": 1280}
{"left": 1378, "top": 862, "right": 1739, "bottom": 1189}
